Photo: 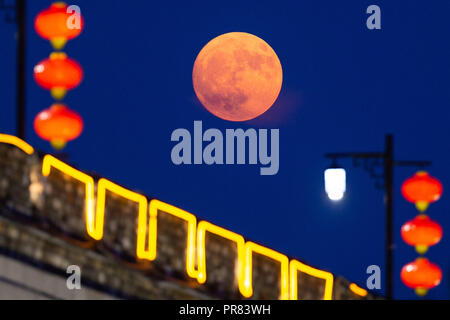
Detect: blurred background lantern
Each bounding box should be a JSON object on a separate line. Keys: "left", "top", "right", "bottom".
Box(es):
{"left": 401, "top": 258, "right": 442, "bottom": 297}
{"left": 401, "top": 215, "right": 443, "bottom": 254}
{"left": 34, "top": 103, "right": 83, "bottom": 150}
{"left": 34, "top": 2, "right": 84, "bottom": 50}
{"left": 33, "top": 52, "right": 83, "bottom": 100}
{"left": 401, "top": 171, "right": 443, "bottom": 212}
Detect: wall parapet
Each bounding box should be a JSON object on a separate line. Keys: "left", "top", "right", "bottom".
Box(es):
{"left": 0, "top": 134, "right": 377, "bottom": 300}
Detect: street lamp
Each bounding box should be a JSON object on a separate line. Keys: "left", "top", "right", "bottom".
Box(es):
{"left": 324, "top": 134, "right": 431, "bottom": 300}
{"left": 324, "top": 167, "right": 346, "bottom": 201}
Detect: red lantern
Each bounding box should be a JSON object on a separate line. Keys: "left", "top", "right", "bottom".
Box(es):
{"left": 34, "top": 103, "right": 84, "bottom": 150}
{"left": 401, "top": 171, "right": 443, "bottom": 212}
{"left": 401, "top": 258, "right": 442, "bottom": 296}
{"left": 34, "top": 2, "right": 84, "bottom": 50}
{"left": 401, "top": 215, "right": 443, "bottom": 254}
{"left": 34, "top": 52, "right": 83, "bottom": 100}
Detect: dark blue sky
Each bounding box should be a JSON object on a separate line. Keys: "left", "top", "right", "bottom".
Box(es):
{"left": 1, "top": 0, "right": 450, "bottom": 299}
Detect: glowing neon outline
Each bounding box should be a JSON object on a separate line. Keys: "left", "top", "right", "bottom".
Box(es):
{"left": 95, "top": 178, "right": 149, "bottom": 259}
{"left": 148, "top": 199, "right": 198, "bottom": 279}
{"left": 243, "top": 241, "right": 290, "bottom": 299}
{"left": 290, "top": 259, "right": 334, "bottom": 300}
{"left": 0, "top": 134, "right": 34, "bottom": 155}
{"left": 349, "top": 283, "right": 368, "bottom": 297}
{"left": 196, "top": 221, "right": 246, "bottom": 295}
{"left": 42, "top": 155, "right": 95, "bottom": 235}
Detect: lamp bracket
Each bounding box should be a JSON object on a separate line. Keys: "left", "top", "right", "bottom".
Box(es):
{"left": 325, "top": 152, "right": 431, "bottom": 191}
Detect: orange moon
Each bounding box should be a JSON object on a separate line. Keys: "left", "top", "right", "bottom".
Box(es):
{"left": 192, "top": 32, "right": 283, "bottom": 122}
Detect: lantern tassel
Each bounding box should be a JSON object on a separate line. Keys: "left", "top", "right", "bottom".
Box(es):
{"left": 415, "top": 201, "right": 429, "bottom": 212}
{"left": 415, "top": 288, "right": 428, "bottom": 297}
{"left": 50, "top": 37, "right": 67, "bottom": 51}
{"left": 51, "top": 140, "right": 67, "bottom": 150}
{"left": 415, "top": 245, "right": 429, "bottom": 255}
{"left": 51, "top": 87, "right": 67, "bottom": 100}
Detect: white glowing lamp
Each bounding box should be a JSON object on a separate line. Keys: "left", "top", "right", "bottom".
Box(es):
{"left": 324, "top": 168, "right": 346, "bottom": 201}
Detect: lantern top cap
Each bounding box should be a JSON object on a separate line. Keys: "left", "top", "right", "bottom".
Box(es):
{"left": 51, "top": 2, "right": 67, "bottom": 9}
{"left": 35, "top": 103, "right": 83, "bottom": 123}
{"left": 416, "top": 171, "right": 429, "bottom": 176}
{"left": 50, "top": 103, "right": 67, "bottom": 110}
{"left": 49, "top": 52, "right": 67, "bottom": 60}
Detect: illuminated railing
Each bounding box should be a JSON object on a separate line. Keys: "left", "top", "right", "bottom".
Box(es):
{"left": 349, "top": 283, "right": 368, "bottom": 297}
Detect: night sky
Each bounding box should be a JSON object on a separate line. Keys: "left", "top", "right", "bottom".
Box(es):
{"left": 1, "top": 0, "right": 450, "bottom": 299}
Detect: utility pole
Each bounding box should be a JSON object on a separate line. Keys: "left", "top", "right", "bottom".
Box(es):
{"left": 384, "top": 135, "right": 394, "bottom": 300}
{"left": 16, "top": 0, "right": 26, "bottom": 140}
{"left": 325, "top": 134, "right": 431, "bottom": 299}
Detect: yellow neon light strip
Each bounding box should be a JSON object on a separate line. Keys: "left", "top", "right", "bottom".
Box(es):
{"left": 38, "top": 146, "right": 340, "bottom": 300}
{"left": 349, "top": 283, "right": 368, "bottom": 297}
{"left": 148, "top": 199, "right": 198, "bottom": 279}
{"left": 95, "top": 178, "right": 149, "bottom": 259}
{"left": 290, "top": 259, "right": 334, "bottom": 300}
{"left": 197, "top": 221, "right": 246, "bottom": 295}
{"left": 243, "top": 241, "right": 289, "bottom": 299}
{"left": 42, "top": 155, "right": 95, "bottom": 236}
{"left": 0, "top": 133, "right": 34, "bottom": 155}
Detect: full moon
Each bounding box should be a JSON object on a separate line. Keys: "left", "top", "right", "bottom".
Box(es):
{"left": 192, "top": 32, "right": 283, "bottom": 122}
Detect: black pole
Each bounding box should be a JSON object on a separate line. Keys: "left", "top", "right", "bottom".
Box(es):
{"left": 384, "top": 134, "right": 394, "bottom": 300}
{"left": 325, "top": 135, "right": 430, "bottom": 300}
{"left": 15, "top": 0, "right": 26, "bottom": 140}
